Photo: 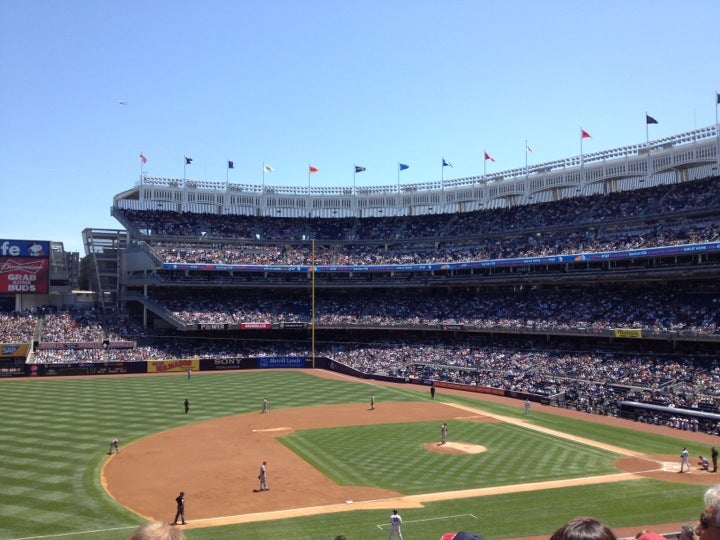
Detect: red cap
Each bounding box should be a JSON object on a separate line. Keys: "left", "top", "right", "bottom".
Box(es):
{"left": 638, "top": 533, "right": 666, "bottom": 540}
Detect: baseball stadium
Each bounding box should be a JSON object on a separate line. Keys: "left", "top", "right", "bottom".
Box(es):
{"left": 1, "top": 125, "right": 720, "bottom": 540}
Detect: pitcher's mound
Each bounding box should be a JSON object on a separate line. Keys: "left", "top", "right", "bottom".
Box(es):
{"left": 425, "top": 442, "right": 487, "bottom": 454}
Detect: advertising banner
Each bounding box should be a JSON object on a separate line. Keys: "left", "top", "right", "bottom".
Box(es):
{"left": 1, "top": 343, "right": 29, "bottom": 357}
{"left": 257, "top": 356, "right": 306, "bottom": 368}
{"left": 240, "top": 322, "right": 271, "bottom": 329}
{"left": 614, "top": 328, "right": 643, "bottom": 338}
{"left": 0, "top": 257, "right": 49, "bottom": 293}
{"left": 0, "top": 240, "right": 50, "bottom": 294}
{"left": 147, "top": 358, "right": 200, "bottom": 373}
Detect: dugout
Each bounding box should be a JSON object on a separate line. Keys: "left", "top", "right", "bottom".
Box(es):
{"left": 618, "top": 400, "right": 720, "bottom": 434}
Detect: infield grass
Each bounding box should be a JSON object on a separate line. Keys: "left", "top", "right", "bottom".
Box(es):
{"left": 0, "top": 370, "right": 709, "bottom": 540}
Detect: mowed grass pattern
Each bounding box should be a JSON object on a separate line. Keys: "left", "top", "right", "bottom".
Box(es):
{"left": 0, "top": 370, "right": 709, "bottom": 540}
{"left": 281, "top": 421, "right": 619, "bottom": 493}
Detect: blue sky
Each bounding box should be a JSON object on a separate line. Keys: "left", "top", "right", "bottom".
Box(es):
{"left": 1, "top": 0, "right": 719, "bottom": 253}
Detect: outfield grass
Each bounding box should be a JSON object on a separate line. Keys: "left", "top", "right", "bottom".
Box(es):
{"left": 0, "top": 370, "right": 710, "bottom": 540}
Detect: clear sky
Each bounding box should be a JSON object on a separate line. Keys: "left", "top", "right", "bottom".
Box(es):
{"left": 1, "top": 0, "right": 719, "bottom": 253}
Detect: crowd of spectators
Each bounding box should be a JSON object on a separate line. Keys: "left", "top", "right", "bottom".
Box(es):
{"left": 0, "top": 310, "right": 39, "bottom": 343}
{"left": 139, "top": 286, "right": 719, "bottom": 336}
{"left": 39, "top": 306, "right": 105, "bottom": 342}
{"left": 117, "top": 176, "right": 720, "bottom": 245}
{"left": 115, "top": 175, "right": 720, "bottom": 268}
{"left": 148, "top": 215, "right": 718, "bottom": 268}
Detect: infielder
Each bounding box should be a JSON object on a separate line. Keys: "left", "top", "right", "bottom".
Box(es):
{"left": 259, "top": 461, "right": 269, "bottom": 491}
{"left": 108, "top": 438, "right": 120, "bottom": 454}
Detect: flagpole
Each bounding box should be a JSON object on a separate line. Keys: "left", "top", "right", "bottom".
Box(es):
{"left": 483, "top": 151, "right": 487, "bottom": 180}
{"left": 397, "top": 163, "right": 400, "bottom": 191}
{"left": 226, "top": 161, "right": 229, "bottom": 188}
{"left": 716, "top": 92, "right": 720, "bottom": 171}
{"left": 525, "top": 140, "right": 529, "bottom": 182}
{"left": 646, "top": 113, "right": 651, "bottom": 184}
{"left": 580, "top": 134, "right": 584, "bottom": 192}
{"left": 353, "top": 167, "right": 356, "bottom": 195}
{"left": 262, "top": 163, "right": 266, "bottom": 190}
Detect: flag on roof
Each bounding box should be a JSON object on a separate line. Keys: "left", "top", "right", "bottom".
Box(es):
{"left": 646, "top": 114, "right": 658, "bottom": 124}
{"left": 354, "top": 165, "right": 366, "bottom": 173}
{"left": 399, "top": 163, "right": 409, "bottom": 171}
{"left": 185, "top": 156, "right": 193, "bottom": 165}
{"left": 442, "top": 158, "right": 453, "bottom": 167}
{"left": 309, "top": 165, "right": 319, "bottom": 173}
{"left": 716, "top": 92, "right": 720, "bottom": 105}
{"left": 139, "top": 153, "right": 147, "bottom": 164}
{"left": 263, "top": 163, "right": 274, "bottom": 173}
{"left": 227, "top": 160, "right": 234, "bottom": 169}
{"left": 526, "top": 144, "right": 533, "bottom": 153}
{"left": 581, "top": 129, "right": 591, "bottom": 139}
{"left": 484, "top": 152, "right": 495, "bottom": 162}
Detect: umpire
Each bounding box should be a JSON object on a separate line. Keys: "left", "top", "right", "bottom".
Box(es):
{"left": 172, "top": 491, "right": 186, "bottom": 525}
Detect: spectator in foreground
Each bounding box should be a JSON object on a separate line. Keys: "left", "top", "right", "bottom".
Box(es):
{"left": 700, "top": 485, "right": 720, "bottom": 540}
{"left": 550, "top": 517, "right": 616, "bottom": 540}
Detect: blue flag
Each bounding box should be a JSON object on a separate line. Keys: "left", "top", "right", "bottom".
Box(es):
{"left": 399, "top": 163, "right": 409, "bottom": 171}
{"left": 442, "top": 158, "right": 452, "bottom": 167}
{"left": 646, "top": 114, "right": 658, "bottom": 125}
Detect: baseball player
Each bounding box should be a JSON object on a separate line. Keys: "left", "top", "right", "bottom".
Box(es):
{"left": 387, "top": 509, "right": 403, "bottom": 539}
{"left": 261, "top": 396, "right": 268, "bottom": 413}
{"left": 259, "top": 461, "right": 269, "bottom": 491}
{"left": 108, "top": 438, "right": 119, "bottom": 454}
{"left": 370, "top": 394, "right": 375, "bottom": 410}
{"left": 679, "top": 447, "right": 690, "bottom": 473}
{"left": 440, "top": 422, "right": 448, "bottom": 445}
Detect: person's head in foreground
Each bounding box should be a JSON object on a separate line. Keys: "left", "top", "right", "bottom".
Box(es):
{"left": 699, "top": 485, "right": 720, "bottom": 539}
{"left": 550, "top": 517, "right": 616, "bottom": 540}
{"left": 124, "top": 521, "right": 188, "bottom": 540}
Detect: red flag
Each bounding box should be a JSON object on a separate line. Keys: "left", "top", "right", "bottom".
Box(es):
{"left": 309, "top": 165, "right": 319, "bottom": 173}
{"left": 581, "top": 129, "right": 591, "bottom": 139}
{"left": 140, "top": 153, "right": 147, "bottom": 164}
{"left": 484, "top": 152, "right": 495, "bottom": 162}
